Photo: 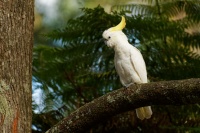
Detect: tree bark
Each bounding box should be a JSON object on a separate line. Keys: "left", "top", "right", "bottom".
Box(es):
{"left": 0, "top": 0, "right": 34, "bottom": 132}
{"left": 46, "top": 78, "right": 200, "bottom": 133}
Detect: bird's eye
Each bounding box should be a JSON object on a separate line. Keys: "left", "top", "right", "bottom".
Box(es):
{"left": 108, "top": 36, "right": 111, "bottom": 39}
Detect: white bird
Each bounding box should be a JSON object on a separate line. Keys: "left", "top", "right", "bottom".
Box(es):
{"left": 102, "top": 16, "right": 152, "bottom": 120}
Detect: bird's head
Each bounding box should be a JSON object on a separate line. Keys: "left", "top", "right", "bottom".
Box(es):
{"left": 102, "top": 16, "right": 127, "bottom": 48}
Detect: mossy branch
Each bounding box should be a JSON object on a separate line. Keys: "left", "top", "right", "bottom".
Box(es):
{"left": 46, "top": 78, "right": 200, "bottom": 133}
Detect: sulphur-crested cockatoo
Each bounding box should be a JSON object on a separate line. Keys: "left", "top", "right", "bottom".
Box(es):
{"left": 102, "top": 16, "right": 152, "bottom": 120}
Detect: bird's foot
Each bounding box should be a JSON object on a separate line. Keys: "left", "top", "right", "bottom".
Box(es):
{"left": 123, "top": 83, "right": 142, "bottom": 93}
{"left": 123, "top": 83, "right": 134, "bottom": 89}
{"left": 134, "top": 83, "right": 142, "bottom": 91}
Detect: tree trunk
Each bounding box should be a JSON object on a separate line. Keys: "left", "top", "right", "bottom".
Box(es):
{"left": 0, "top": 0, "right": 34, "bottom": 132}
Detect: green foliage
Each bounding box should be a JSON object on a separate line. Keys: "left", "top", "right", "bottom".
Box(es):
{"left": 112, "top": 0, "right": 200, "bottom": 80}
{"left": 33, "top": 7, "right": 122, "bottom": 131}
{"left": 33, "top": 1, "right": 200, "bottom": 132}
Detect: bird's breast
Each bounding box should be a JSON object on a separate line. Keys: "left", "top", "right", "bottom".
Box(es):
{"left": 114, "top": 55, "right": 134, "bottom": 84}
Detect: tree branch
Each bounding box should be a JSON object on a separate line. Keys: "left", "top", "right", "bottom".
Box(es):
{"left": 46, "top": 78, "right": 200, "bottom": 133}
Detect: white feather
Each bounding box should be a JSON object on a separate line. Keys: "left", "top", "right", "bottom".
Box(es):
{"left": 102, "top": 28, "right": 152, "bottom": 120}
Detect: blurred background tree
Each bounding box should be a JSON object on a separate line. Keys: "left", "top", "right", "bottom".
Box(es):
{"left": 33, "top": 0, "right": 200, "bottom": 132}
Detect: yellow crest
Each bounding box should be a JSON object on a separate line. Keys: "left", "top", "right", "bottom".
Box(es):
{"left": 110, "top": 16, "right": 126, "bottom": 31}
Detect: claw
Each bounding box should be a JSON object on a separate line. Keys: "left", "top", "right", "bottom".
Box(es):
{"left": 123, "top": 83, "right": 134, "bottom": 90}
{"left": 123, "top": 86, "right": 128, "bottom": 90}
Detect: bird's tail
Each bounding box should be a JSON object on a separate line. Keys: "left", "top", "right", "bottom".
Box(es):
{"left": 136, "top": 106, "right": 152, "bottom": 120}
